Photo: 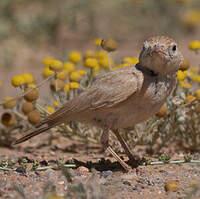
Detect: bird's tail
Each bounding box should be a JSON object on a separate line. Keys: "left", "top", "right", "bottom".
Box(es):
{"left": 12, "top": 124, "right": 54, "bottom": 145}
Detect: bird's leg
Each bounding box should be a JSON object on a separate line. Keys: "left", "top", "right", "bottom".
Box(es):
{"left": 112, "top": 129, "right": 138, "bottom": 167}
{"left": 100, "top": 129, "right": 130, "bottom": 171}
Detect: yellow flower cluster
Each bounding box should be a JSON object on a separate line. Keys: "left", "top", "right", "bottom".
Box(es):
{"left": 84, "top": 58, "right": 98, "bottom": 68}
{"left": 84, "top": 58, "right": 100, "bottom": 72}
{"left": 11, "top": 73, "right": 35, "bottom": 87}
{"left": 64, "top": 84, "right": 70, "bottom": 93}
{"left": 43, "top": 57, "right": 63, "bottom": 71}
{"left": 195, "top": 89, "right": 200, "bottom": 100}
{"left": 187, "top": 71, "right": 200, "bottom": 83}
{"left": 0, "top": 81, "right": 2, "bottom": 87}
{"left": 56, "top": 70, "right": 68, "bottom": 81}
{"left": 177, "top": 70, "right": 187, "bottom": 81}
{"left": 53, "top": 100, "right": 60, "bottom": 107}
{"left": 70, "top": 82, "right": 80, "bottom": 89}
{"left": 94, "top": 38, "right": 102, "bottom": 46}
{"left": 177, "top": 70, "right": 192, "bottom": 88}
{"left": 189, "top": 40, "right": 200, "bottom": 51}
{"left": 43, "top": 67, "right": 55, "bottom": 78}
{"left": 63, "top": 62, "right": 75, "bottom": 72}
{"left": 43, "top": 57, "right": 54, "bottom": 67}
{"left": 46, "top": 106, "right": 55, "bottom": 114}
{"left": 182, "top": 10, "right": 200, "bottom": 28}
{"left": 180, "top": 81, "right": 191, "bottom": 88}
{"left": 68, "top": 51, "right": 82, "bottom": 64}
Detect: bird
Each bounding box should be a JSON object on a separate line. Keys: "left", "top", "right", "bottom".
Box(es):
{"left": 13, "top": 36, "right": 184, "bottom": 171}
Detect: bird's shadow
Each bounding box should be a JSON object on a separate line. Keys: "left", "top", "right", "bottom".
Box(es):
{"left": 65, "top": 158, "right": 140, "bottom": 172}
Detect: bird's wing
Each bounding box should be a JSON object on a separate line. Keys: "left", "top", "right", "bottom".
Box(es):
{"left": 39, "top": 66, "right": 144, "bottom": 125}
{"left": 13, "top": 66, "right": 144, "bottom": 145}
{"left": 88, "top": 67, "right": 144, "bottom": 109}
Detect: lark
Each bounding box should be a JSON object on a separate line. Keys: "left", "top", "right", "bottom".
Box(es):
{"left": 13, "top": 36, "right": 183, "bottom": 171}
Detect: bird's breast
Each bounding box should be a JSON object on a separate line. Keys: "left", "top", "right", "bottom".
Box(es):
{"left": 112, "top": 75, "right": 176, "bottom": 129}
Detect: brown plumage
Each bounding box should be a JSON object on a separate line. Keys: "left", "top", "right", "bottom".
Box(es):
{"left": 13, "top": 36, "right": 184, "bottom": 171}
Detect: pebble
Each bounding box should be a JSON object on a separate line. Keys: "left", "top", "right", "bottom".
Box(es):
{"left": 100, "top": 170, "right": 113, "bottom": 178}
{"left": 123, "top": 180, "right": 131, "bottom": 186}
{"left": 58, "top": 181, "right": 65, "bottom": 185}
{"left": 77, "top": 166, "right": 89, "bottom": 173}
{"left": 165, "top": 180, "right": 179, "bottom": 192}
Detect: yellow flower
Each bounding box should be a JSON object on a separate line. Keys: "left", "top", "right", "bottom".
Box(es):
{"left": 184, "top": 95, "right": 196, "bottom": 103}
{"left": 187, "top": 71, "right": 200, "bottom": 82}
{"left": 94, "top": 38, "right": 102, "bottom": 46}
{"left": 96, "top": 51, "right": 107, "bottom": 60}
{"left": 28, "top": 83, "right": 37, "bottom": 88}
{"left": 84, "top": 58, "right": 99, "bottom": 68}
{"left": 46, "top": 106, "right": 55, "bottom": 114}
{"left": 63, "top": 62, "right": 75, "bottom": 72}
{"left": 49, "top": 59, "right": 63, "bottom": 71}
{"left": 56, "top": 70, "right": 68, "bottom": 81}
{"left": 190, "top": 66, "right": 199, "bottom": 73}
{"left": 189, "top": 40, "right": 200, "bottom": 51}
{"left": 53, "top": 100, "right": 60, "bottom": 107}
{"left": 179, "top": 80, "right": 191, "bottom": 88}
{"left": 77, "top": 70, "right": 87, "bottom": 76}
{"left": 11, "top": 75, "right": 25, "bottom": 87}
{"left": 132, "top": 57, "right": 139, "bottom": 64}
{"left": 177, "top": 70, "right": 187, "bottom": 81}
{"left": 182, "top": 10, "right": 200, "bottom": 27}
{"left": 0, "top": 81, "right": 2, "bottom": 87}
{"left": 68, "top": 51, "right": 82, "bottom": 64}
{"left": 112, "top": 63, "right": 130, "bottom": 70}
{"left": 70, "top": 82, "right": 80, "bottom": 89}
{"left": 43, "top": 57, "right": 54, "bottom": 67}
{"left": 22, "top": 73, "right": 35, "bottom": 84}
{"left": 43, "top": 67, "right": 55, "bottom": 78}
{"left": 70, "top": 71, "right": 82, "bottom": 82}
{"left": 3, "top": 96, "right": 17, "bottom": 109}
{"left": 191, "top": 74, "right": 200, "bottom": 82}
{"left": 195, "top": 89, "right": 200, "bottom": 100}
{"left": 94, "top": 65, "right": 100, "bottom": 73}
{"left": 99, "top": 58, "right": 114, "bottom": 69}
{"left": 64, "top": 84, "right": 70, "bottom": 93}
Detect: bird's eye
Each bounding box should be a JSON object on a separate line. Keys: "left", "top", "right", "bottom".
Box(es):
{"left": 172, "top": 45, "right": 176, "bottom": 51}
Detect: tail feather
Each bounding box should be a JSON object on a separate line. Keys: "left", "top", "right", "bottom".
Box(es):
{"left": 12, "top": 125, "right": 52, "bottom": 145}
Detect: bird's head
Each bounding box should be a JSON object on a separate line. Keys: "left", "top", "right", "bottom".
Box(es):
{"left": 139, "top": 36, "right": 184, "bottom": 76}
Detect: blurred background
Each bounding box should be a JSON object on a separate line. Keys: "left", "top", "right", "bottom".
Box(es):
{"left": 0, "top": 0, "right": 200, "bottom": 98}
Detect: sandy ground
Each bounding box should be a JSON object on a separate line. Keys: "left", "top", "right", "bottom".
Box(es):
{"left": 0, "top": 134, "right": 199, "bottom": 199}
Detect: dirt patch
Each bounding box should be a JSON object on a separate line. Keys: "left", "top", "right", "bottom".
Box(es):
{"left": 0, "top": 135, "right": 199, "bottom": 199}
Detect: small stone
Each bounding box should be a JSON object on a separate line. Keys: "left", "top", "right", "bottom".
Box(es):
{"left": 77, "top": 166, "right": 89, "bottom": 173}
{"left": 100, "top": 170, "right": 113, "bottom": 178}
{"left": 165, "top": 180, "right": 178, "bottom": 192}
{"left": 123, "top": 180, "right": 131, "bottom": 186}
{"left": 58, "top": 181, "right": 64, "bottom": 185}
